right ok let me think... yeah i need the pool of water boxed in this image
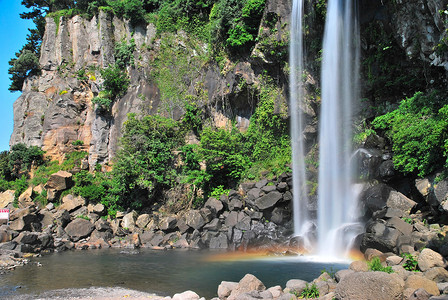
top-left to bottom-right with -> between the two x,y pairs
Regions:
0,249 -> 349,299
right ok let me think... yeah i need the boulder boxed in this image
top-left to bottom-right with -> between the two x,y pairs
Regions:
416,178 -> 431,198
225,211 -> 240,227
408,288 -> 432,300
335,271 -> 404,300
185,210 -> 206,230
87,203 -> 106,215
386,255 -> 404,266
218,281 -> 238,299
423,267 -> 448,283
39,210 -> 55,229
122,211 -> 137,231
254,191 -> 283,210
261,185 -> 276,193
204,197 -> 224,214
349,260 -> 369,272
17,186 -> 33,208
255,179 -> 268,189
209,233 -> 228,249
136,214 -> 151,229
228,274 -> 266,300
203,218 -> 222,231
285,279 -> 308,294
59,194 -> 86,212
64,218 -> 95,242
172,290 -> 200,300
0,190 -> 15,208
54,209 -> 71,227
335,269 -> 354,282
418,249 -> 446,272
95,218 -> 111,232
387,217 -> 413,236
276,182 -> 288,193
229,199 -> 243,211
405,274 -> 440,296
360,221 -> 401,253
159,216 -> 177,231
45,170 -> 73,191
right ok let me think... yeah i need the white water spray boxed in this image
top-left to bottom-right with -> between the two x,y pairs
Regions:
317,0 -> 361,257
290,0 -> 309,239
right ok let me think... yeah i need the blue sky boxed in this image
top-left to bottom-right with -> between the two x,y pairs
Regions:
0,1 -> 33,151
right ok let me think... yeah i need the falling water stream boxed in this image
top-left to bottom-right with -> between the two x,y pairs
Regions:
317,0 -> 362,257
290,0 -> 309,241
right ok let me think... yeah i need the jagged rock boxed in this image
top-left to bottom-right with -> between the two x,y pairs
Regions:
218,281 -> 238,299
418,249 -> 446,272
235,214 -> 251,231
54,209 -> 71,227
228,274 -> 266,300
255,179 -> 268,189
14,231 -> 39,245
122,211 -> 137,231
416,179 -> 432,198
246,188 -> 262,201
185,210 -> 206,230
90,229 -> 113,242
204,197 -> 224,215
254,191 -> 282,210
159,216 -> 177,231
38,210 -> 55,229
229,199 -> 243,211
270,207 -> 286,224
360,220 -> 401,253
209,233 -> 228,249
200,208 -> 214,223
405,274 -> 440,296
261,185 -> 276,193
387,217 -> 413,236
17,186 -> 33,208
335,272 -> 404,300
379,160 -> 395,181
59,194 -> 86,213
0,190 -> 14,208
136,214 -> 151,229
9,208 -> 38,232
177,215 -> 189,234
225,211 -> 240,227
386,255 -> 404,266
45,171 -> 73,191
87,203 -> 106,215
276,182 -> 288,193
95,218 -> 111,232
64,218 -> 95,242
203,218 -> 221,231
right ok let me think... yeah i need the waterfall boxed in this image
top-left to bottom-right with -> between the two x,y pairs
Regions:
317,0 -> 361,257
289,0 -> 309,240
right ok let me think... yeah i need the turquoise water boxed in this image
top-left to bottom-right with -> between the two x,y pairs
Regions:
0,249 -> 348,299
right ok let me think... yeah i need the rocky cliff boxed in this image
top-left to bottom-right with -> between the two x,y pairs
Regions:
9,0 -> 448,168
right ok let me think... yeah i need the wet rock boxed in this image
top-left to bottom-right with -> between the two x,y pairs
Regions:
65,218 -> 95,242
209,233 -> 228,249
335,272 -> 404,300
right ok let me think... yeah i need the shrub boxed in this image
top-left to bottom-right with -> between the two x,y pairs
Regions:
8,143 -> 45,179
101,64 -> 130,99
114,38 -> 136,69
300,283 -> 319,299
401,253 -> 419,272
372,91 -> 448,177
72,140 -> 84,146
368,257 -> 394,273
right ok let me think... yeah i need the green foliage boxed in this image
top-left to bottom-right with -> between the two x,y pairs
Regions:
114,38 -> 136,69
181,102 -> 202,134
92,96 -> 113,110
368,257 -> 394,273
200,126 -> 249,189
71,170 -> 106,203
8,49 -> 40,91
210,185 -> 229,198
72,140 -> 84,146
109,113 -> 182,209
100,64 -> 130,100
13,175 -> 30,206
9,143 -> 45,179
300,283 -> 320,299
401,253 -> 419,272
372,91 -> 448,177
107,0 -> 146,26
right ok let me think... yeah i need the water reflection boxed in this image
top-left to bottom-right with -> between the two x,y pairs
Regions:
1,249 -> 348,299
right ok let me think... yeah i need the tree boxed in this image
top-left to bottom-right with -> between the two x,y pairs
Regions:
8,143 -> 45,179
8,49 -> 40,91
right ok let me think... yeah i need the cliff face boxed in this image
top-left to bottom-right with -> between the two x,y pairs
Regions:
9,0 -> 448,167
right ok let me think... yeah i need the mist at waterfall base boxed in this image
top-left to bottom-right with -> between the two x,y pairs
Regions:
0,249 -> 349,299
290,0 -> 363,259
